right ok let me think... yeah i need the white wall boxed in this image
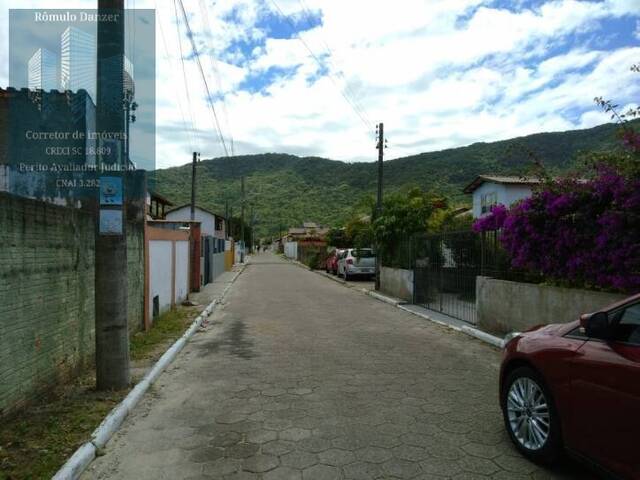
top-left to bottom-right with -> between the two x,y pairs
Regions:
166,206 -> 216,237
149,240 -> 173,318
472,182 -> 533,218
284,241 -> 298,260
503,184 -> 534,208
175,240 -> 190,304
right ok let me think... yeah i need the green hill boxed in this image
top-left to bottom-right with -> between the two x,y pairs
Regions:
154,120 -> 636,237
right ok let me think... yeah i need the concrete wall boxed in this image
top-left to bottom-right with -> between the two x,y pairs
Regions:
380,267 -> 414,302
284,241 -> 298,260
0,193 -> 145,416
477,276 -> 627,334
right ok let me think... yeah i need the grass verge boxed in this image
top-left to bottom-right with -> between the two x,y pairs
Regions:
0,306 -> 200,480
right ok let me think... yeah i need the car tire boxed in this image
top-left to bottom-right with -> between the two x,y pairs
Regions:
501,366 -> 563,465
344,271 -> 350,281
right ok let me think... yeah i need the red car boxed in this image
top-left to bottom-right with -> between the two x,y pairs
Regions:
500,293 -> 640,479
325,249 -> 344,275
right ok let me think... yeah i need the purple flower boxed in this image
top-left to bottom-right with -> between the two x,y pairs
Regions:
489,167 -> 640,293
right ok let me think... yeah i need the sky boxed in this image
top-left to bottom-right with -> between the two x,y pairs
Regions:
0,0 -> 639,169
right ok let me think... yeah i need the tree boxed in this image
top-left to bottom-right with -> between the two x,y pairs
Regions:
326,227 -> 349,248
373,187 -> 446,249
345,215 -> 373,249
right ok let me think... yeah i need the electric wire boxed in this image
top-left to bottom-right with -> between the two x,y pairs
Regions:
198,0 -> 235,156
172,0 -> 201,152
269,0 -> 374,132
156,0 -> 196,152
296,0 -> 373,130
177,0 -> 231,157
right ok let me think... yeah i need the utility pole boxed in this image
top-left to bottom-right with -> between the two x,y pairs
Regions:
249,204 -> 255,254
224,199 -> 229,239
240,176 -> 245,263
375,122 -> 385,291
190,151 -> 199,221
95,0 -> 129,390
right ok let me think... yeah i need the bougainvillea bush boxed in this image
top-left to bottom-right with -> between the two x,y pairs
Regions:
474,168 -> 640,293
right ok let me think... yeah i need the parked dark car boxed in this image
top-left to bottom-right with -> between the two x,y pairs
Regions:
325,249 -> 344,275
499,293 -> 640,479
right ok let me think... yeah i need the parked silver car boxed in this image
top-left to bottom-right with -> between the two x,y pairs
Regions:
337,248 -> 376,280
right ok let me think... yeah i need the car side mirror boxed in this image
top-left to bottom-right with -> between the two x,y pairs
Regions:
580,311 -> 611,340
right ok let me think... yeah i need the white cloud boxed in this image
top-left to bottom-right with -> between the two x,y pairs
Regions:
0,0 -> 638,168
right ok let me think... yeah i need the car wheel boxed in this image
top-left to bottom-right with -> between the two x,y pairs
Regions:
344,271 -> 350,281
501,366 -> 563,465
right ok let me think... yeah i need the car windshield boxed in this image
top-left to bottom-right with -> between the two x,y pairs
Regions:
352,249 -> 374,258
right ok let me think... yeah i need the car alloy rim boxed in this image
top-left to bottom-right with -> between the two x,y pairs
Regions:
507,377 -> 550,451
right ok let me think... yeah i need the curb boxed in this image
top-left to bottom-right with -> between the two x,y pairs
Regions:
397,304 -> 464,332
285,256 -> 506,349
461,325 -> 504,348
397,304 -> 504,348
52,266 -> 245,480
367,290 -> 401,306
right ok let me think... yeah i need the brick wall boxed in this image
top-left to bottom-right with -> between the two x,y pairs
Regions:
0,193 -> 145,417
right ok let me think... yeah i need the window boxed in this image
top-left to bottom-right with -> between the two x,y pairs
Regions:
481,191 -> 497,214
613,303 -> 640,345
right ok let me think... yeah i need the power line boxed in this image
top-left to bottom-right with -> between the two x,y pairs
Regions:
296,0 -> 373,130
156,0 -> 196,152
269,0 -> 375,131
171,0 -> 201,152
198,0 -> 235,156
177,0 -> 230,157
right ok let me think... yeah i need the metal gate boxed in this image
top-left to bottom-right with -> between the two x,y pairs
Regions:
413,231 -> 482,324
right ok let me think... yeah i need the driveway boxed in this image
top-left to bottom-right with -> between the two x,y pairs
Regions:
84,253 -> 595,480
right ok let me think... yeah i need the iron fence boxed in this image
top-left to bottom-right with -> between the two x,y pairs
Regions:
380,230 -> 539,324
412,231 -> 482,324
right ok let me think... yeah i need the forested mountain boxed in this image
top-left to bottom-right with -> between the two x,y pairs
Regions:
154,120 -> 637,237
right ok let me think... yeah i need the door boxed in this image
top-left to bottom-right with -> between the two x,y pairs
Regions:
569,302 -> 640,478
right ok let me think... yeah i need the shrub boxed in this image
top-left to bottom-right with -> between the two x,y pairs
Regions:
474,169 -> 640,292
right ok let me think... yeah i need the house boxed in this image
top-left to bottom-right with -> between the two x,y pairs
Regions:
286,222 -> 330,242
283,222 -> 329,260
165,205 -> 229,285
165,204 -> 226,239
146,191 -> 174,220
463,175 -> 541,218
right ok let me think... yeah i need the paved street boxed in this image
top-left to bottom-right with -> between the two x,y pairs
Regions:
84,253 -> 594,480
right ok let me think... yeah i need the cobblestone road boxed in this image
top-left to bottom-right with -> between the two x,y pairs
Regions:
84,253 -> 595,480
